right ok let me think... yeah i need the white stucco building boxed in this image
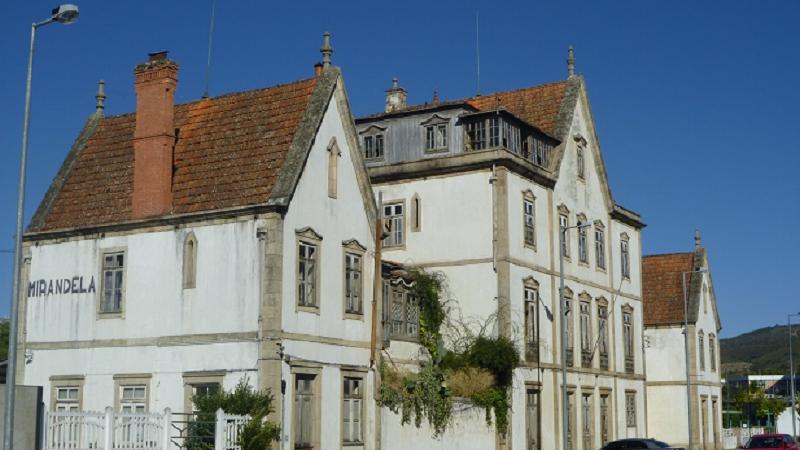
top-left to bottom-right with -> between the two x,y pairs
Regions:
642,233 -> 723,450
15,36 -> 722,450
356,51 -> 647,450
19,39 -> 385,450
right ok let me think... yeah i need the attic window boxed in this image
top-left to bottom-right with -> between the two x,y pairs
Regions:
360,126 -> 386,160
421,115 -> 448,152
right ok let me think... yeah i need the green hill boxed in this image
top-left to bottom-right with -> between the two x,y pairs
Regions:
721,324 -> 800,376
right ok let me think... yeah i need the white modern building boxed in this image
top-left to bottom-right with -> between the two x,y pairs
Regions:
357,50 -> 647,450
642,233 -> 723,450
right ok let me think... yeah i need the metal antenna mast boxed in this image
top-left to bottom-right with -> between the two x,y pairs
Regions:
203,0 -> 217,98
475,11 -> 481,96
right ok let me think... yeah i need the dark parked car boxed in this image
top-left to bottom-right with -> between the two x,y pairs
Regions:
741,434 -> 798,450
601,438 -> 685,450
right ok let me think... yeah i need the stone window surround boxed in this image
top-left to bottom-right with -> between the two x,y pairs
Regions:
578,291 -> 593,368
596,296 -> 611,371
577,213 -> 589,266
342,239 -> 367,320
182,371 -> 224,414
621,304 -> 634,373
420,114 -> 450,153
291,364 -> 322,450
558,204 -> 571,260
382,199 -> 406,250
594,220 -> 607,272
525,383 -> 541,450
620,232 -> 631,280
296,227 -> 323,314
182,232 -> 198,290
709,333 -> 717,372
599,388 -> 614,446
698,329 -> 706,371
113,373 -> 152,413
574,133 -> 588,181
523,276 -> 540,362
359,125 -> 386,161
50,375 -> 85,412
523,190 -> 536,251
97,246 -> 127,320
624,390 -> 637,428
410,193 -> 422,233
327,137 -> 341,199
341,369 -> 367,446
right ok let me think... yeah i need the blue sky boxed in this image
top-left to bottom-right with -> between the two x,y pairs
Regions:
0,1 -> 797,338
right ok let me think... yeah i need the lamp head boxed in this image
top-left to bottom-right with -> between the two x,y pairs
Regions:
51,4 -> 79,24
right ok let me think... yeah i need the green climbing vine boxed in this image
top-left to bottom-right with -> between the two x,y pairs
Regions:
377,268 -> 520,437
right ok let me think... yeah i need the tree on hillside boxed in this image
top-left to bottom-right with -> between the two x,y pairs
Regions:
0,320 -> 8,361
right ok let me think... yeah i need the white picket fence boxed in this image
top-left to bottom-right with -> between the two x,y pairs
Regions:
45,408 -> 249,450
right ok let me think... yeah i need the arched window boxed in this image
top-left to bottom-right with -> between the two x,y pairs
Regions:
327,138 -> 341,199
523,277 -> 540,362
620,233 -> 630,279
563,287 -> 575,367
183,232 -> 198,289
577,213 -> 588,264
410,194 -> 422,232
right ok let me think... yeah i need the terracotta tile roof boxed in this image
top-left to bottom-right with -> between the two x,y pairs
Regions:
642,252 -> 696,325
465,81 -> 569,136
358,80 -> 570,137
31,77 -> 317,232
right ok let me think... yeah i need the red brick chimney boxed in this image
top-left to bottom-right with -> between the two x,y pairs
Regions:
132,51 -> 178,218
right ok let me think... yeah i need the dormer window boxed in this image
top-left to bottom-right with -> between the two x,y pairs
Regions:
461,110 -> 556,167
360,125 -> 386,160
421,115 -> 449,152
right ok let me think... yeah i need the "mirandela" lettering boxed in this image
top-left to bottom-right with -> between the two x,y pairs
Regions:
28,276 -> 96,298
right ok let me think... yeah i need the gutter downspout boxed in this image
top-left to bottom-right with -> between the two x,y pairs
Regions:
490,164 -> 497,273
371,192 -> 384,450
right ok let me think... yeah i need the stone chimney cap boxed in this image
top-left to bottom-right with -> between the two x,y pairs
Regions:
694,229 -> 702,249
149,51 -> 169,61
135,51 -> 179,74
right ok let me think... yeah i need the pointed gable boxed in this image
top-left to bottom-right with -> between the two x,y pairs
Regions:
642,252 -> 696,326
28,77 -> 319,233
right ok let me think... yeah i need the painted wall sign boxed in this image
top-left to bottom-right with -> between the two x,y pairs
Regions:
28,276 -> 96,298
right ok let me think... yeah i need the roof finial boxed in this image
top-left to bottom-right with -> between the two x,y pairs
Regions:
95,80 -> 106,112
321,32 -> 333,68
433,89 -> 439,106
694,228 -> 702,249
567,45 -> 575,79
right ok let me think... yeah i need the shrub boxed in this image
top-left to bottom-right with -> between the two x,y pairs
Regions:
466,336 -> 519,389
187,377 -> 279,450
447,367 -> 495,398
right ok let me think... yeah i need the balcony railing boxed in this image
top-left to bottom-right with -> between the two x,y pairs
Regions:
581,350 -> 593,368
625,356 -> 634,373
526,342 -> 539,363
599,353 -> 609,370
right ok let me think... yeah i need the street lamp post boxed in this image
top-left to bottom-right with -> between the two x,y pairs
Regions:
789,313 -> 800,439
4,6 -> 79,450
682,268 -> 706,450
560,220 -> 591,450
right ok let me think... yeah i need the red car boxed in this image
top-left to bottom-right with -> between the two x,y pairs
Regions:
742,434 -> 798,450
